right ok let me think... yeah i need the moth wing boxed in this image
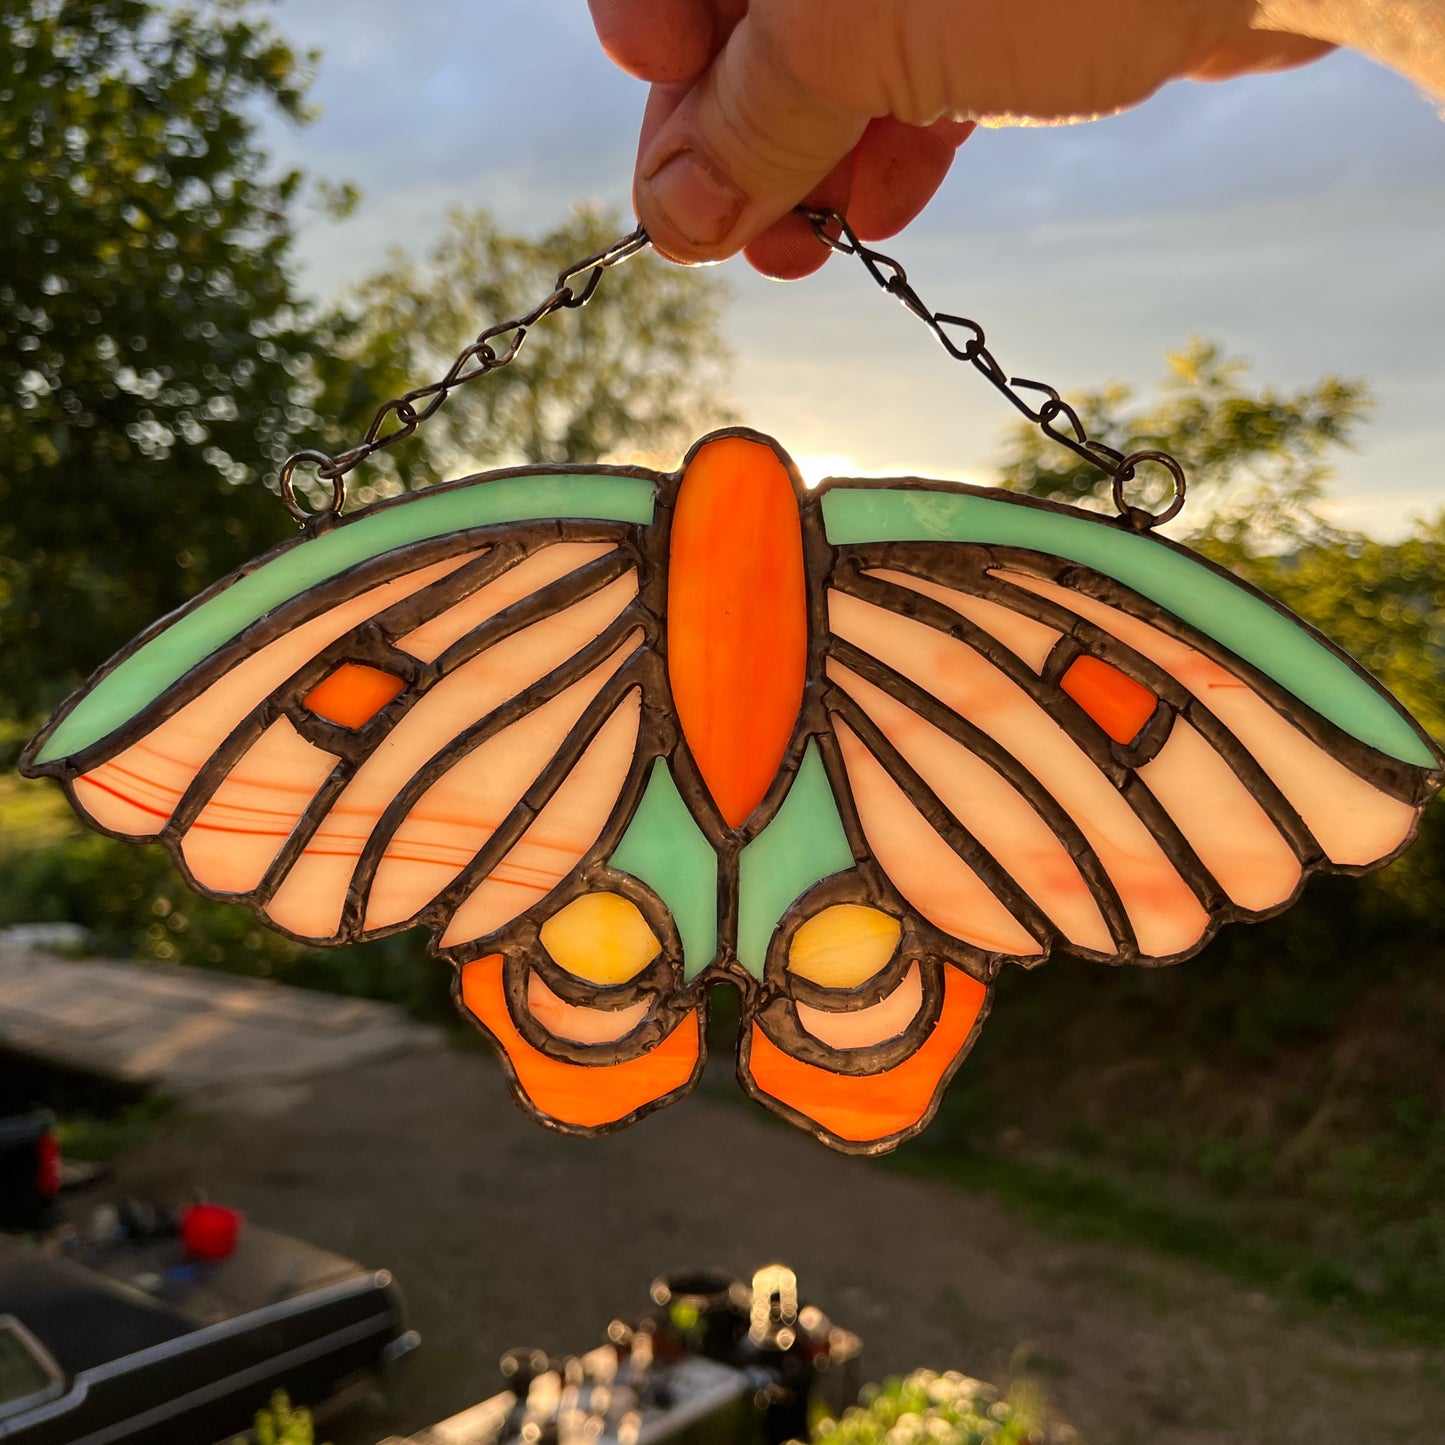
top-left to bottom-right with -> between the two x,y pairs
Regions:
736,478 -> 1444,1154
818,480 -> 1444,967
24,467 -> 667,940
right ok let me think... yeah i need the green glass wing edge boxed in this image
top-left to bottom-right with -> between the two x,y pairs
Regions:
608,760 -> 718,981
736,745 -> 855,978
36,471 -> 657,765
821,485 -> 1438,770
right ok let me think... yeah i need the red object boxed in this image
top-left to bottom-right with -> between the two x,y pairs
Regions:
180,1202 -> 243,1259
34,1131 -> 61,1198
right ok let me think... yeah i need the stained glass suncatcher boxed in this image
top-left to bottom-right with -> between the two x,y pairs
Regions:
22,429 -> 1443,1153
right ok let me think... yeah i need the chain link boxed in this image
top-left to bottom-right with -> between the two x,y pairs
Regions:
279,208 -> 1185,529
278,225 -> 651,523
799,207 -> 1187,528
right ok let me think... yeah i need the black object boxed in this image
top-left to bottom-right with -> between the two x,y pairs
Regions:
386,1265 -> 861,1445
0,1225 -> 419,1444
0,1116 -> 59,1234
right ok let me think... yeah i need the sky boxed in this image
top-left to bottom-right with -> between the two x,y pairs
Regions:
260,0 -> 1445,538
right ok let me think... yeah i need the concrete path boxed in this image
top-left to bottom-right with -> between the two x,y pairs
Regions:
102,1044 -> 1444,1445
0,943 -> 440,1094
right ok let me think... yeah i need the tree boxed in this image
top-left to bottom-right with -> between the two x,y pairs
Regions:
997,338 -> 1373,558
315,206 -> 733,506
0,0 -> 329,719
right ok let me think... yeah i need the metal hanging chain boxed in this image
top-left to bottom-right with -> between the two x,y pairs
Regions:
279,225 -> 651,523
280,207 -> 1185,529
799,206 -> 1186,529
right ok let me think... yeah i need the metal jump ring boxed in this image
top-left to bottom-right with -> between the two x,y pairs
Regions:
1112,450 -> 1187,529
279,449 -> 346,526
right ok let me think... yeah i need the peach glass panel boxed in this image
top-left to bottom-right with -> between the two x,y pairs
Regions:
360,641 -> 638,931
831,591 -> 1208,958
788,904 -> 901,989
180,720 -> 336,893
70,553 -> 479,838
997,571 -> 1416,867
1139,721 -> 1302,911
395,543 -> 616,663
795,961 -> 924,1049
525,970 -> 652,1044
441,694 -> 642,947
264,576 -> 637,940
866,568 -> 1060,672
834,721 -> 1040,956
830,660 -> 1113,954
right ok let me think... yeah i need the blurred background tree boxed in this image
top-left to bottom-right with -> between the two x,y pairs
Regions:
312,205 -> 731,506
999,338 -> 1371,556
0,3 -> 730,721
0,0 -> 325,719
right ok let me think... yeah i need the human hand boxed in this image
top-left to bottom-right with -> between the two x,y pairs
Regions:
586,0 -> 1334,279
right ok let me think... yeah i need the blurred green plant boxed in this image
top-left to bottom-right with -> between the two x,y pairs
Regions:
231,1390 -> 327,1445
0,806 -> 454,1020
999,337 -> 1371,553
56,1096 -> 171,1162
813,1371 -> 1067,1445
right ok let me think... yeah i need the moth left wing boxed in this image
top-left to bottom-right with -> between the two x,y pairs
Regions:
22,467 -> 660,954
23,464 -> 719,1135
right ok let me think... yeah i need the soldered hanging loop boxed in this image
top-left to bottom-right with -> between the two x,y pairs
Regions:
278,449 -> 347,526
1112,450 -> 1188,530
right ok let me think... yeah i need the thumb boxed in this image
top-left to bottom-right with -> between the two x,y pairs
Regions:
633,11 -> 870,263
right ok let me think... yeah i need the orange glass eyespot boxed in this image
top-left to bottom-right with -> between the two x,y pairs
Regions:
1060,655 -> 1156,745
303,662 -> 405,729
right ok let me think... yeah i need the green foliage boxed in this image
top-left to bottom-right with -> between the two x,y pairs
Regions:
239,1390 -> 326,1445
999,338 -> 1371,556
56,1096 -> 171,1162
0,0 -> 327,720
1222,516 -> 1445,739
814,1371 -> 1062,1445
0,826 -> 455,1020
314,205 -> 733,505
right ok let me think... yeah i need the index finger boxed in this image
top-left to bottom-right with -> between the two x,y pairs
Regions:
586,0 -> 725,85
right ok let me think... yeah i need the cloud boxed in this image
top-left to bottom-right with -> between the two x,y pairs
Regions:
264,2 -> 1445,535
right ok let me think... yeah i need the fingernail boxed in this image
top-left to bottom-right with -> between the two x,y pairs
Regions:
642,149 -> 745,248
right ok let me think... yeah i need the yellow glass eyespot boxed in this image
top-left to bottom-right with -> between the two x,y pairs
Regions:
540,891 -> 662,985
787,903 -> 902,989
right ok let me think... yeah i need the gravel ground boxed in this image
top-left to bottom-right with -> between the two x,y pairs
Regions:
105,1042 -> 1444,1445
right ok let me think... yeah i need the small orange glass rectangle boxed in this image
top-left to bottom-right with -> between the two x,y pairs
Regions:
303,663 -> 405,729
1060,655 -> 1156,744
